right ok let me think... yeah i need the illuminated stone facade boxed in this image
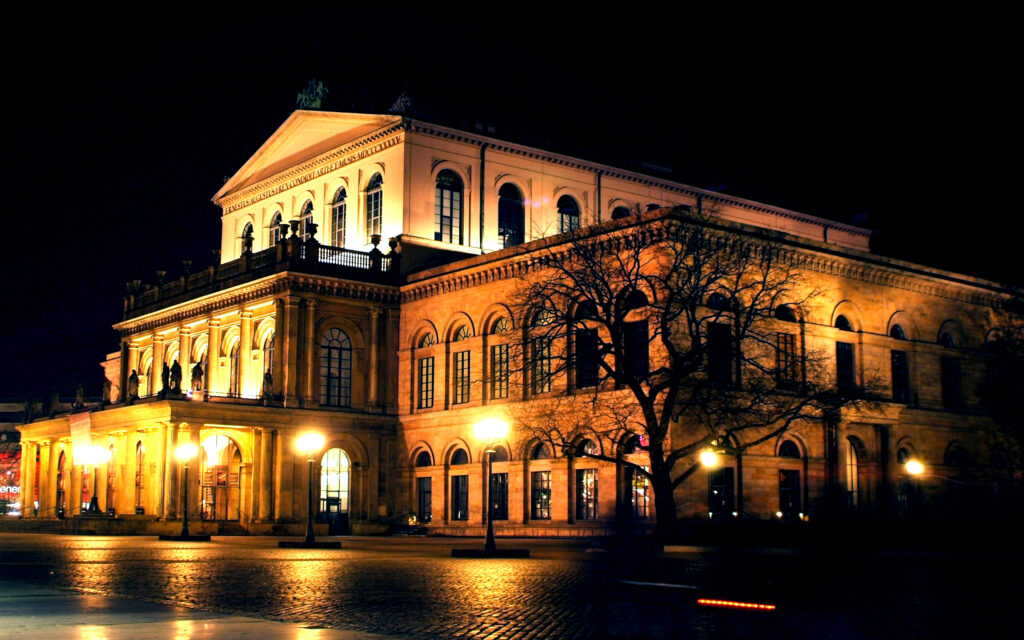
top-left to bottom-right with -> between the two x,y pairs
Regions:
15,111 -> 1020,535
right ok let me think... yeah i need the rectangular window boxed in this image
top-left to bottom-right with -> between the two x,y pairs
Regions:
627,466 -> 649,519
453,351 -> 470,404
708,322 -> 733,384
531,470 -> 551,520
623,320 -> 649,379
709,467 -> 735,520
776,332 -> 799,389
941,356 -> 962,409
418,357 -> 434,409
451,475 -> 468,521
575,328 -> 599,388
779,470 -> 801,520
575,468 -> 598,520
836,342 -> 856,392
490,472 -> 508,521
434,185 -> 462,243
490,344 -> 509,400
417,477 -> 432,523
531,336 -> 552,395
891,350 -> 910,403
332,202 -> 346,247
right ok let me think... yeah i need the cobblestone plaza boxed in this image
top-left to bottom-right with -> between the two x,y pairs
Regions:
0,533 -> 1018,638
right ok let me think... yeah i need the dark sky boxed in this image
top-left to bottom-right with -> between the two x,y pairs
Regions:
0,7 -> 1016,399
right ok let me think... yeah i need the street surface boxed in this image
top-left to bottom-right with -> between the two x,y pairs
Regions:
0,533 -> 1017,638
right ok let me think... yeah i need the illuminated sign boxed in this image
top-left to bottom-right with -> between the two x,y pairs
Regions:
0,485 -> 19,494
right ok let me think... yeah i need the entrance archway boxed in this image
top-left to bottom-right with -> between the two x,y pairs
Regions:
200,434 -> 242,521
318,447 -> 350,534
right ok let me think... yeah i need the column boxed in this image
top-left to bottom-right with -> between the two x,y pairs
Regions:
115,433 -> 129,515
304,299 -> 318,405
163,423 -> 179,519
282,296 -> 301,406
259,428 -> 273,520
208,318 -> 222,393
71,463 -> 82,517
154,425 -> 167,517
273,299 -> 285,398
21,442 -> 35,517
188,426 -> 201,518
37,442 -> 50,516
274,430 -> 291,520
127,341 -> 140,389
178,327 -> 192,372
153,334 -> 166,393
240,311 -> 253,397
96,463 -> 108,513
368,306 -> 380,408
49,441 -> 61,516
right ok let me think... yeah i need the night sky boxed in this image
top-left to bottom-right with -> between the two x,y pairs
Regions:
0,7 -> 1015,400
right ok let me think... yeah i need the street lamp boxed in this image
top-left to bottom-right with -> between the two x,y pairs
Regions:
86,445 -> 111,514
905,459 -> 924,476
297,432 -> 325,544
700,449 -> 720,468
279,432 -> 339,548
176,443 -> 198,537
474,417 -> 508,553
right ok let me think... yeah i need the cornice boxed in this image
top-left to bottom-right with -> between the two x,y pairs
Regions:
219,123 -> 406,214
400,217 -> 1015,310
116,273 -> 400,337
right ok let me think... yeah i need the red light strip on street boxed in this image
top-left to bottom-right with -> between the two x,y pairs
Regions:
697,598 -> 776,611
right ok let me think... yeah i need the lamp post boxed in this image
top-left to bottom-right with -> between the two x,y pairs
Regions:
451,418 -> 528,557
87,445 -> 111,514
177,443 -> 198,537
701,448 -> 720,521
279,432 -> 339,548
474,417 -> 508,552
905,459 -> 924,520
159,442 -> 210,540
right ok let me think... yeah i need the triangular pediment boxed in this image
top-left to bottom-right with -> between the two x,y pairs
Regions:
213,110 -> 403,203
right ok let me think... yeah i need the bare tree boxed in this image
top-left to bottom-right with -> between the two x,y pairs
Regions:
507,206 -> 866,539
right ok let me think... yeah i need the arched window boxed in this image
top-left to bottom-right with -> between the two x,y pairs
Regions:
319,448 -> 350,527
498,183 -> 525,248
611,205 -> 632,220
228,339 -> 240,397
778,440 -> 801,458
836,316 -> 856,392
835,315 -> 854,332
331,188 -> 347,247
450,448 -> 469,466
140,356 -> 153,398
365,173 -> 383,242
450,448 -> 469,521
200,435 -> 241,521
419,333 -> 436,347
707,292 -> 729,311
262,332 -> 275,375
299,200 -> 314,240
135,441 -> 145,513
320,328 -> 352,407
532,442 -> 552,460
452,325 -> 472,342
269,212 -> 283,247
775,305 -> 798,323
890,324 -> 906,340
491,316 -> 511,334
434,170 -> 463,244
623,434 -> 646,455
557,195 -> 580,233
577,439 -> 599,456
452,325 -> 471,405
619,289 -> 649,315
939,332 -> 955,348
415,450 -> 432,467
241,223 -> 254,254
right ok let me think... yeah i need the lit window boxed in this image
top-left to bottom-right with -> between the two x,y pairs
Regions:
269,212 -> 283,247
557,195 -> 580,232
435,170 -> 464,244
365,173 -> 383,242
576,468 -> 598,520
531,470 -> 551,520
418,357 -> 434,409
299,200 -> 314,240
332,188 -> 347,248
320,328 -> 352,407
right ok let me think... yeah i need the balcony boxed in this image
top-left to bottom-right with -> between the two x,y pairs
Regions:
123,237 -> 397,319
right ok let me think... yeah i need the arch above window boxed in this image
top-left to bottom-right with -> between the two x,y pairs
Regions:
414,450 -> 432,467
896,447 -> 912,465
623,434 -> 646,455
611,205 -> 632,220
576,438 -> 598,456
835,315 -> 854,332
775,305 -> 798,323
619,289 -> 649,314
778,440 -> 801,459
490,316 -> 512,334
890,324 -> 907,340
708,292 -> 729,311
531,309 -> 555,327
491,446 -> 509,462
450,448 -> 469,466
452,326 -> 471,342
531,442 -> 552,460
939,332 -> 955,348
419,333 -> 436,348
557,195 -> 580,233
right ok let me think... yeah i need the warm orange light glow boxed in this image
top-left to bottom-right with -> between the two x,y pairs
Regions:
905,460 -> 924,476
175,443 -> 199,462
700,450 -> 719,467
473,417 -> 509,445
698,598 -> 776,610
296,432 -> 326,456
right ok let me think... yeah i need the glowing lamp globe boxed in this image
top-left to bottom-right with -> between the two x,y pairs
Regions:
90,445 -> 112,466
296,432 -> 326,456
700,450 -> 719,468
473,418 -> 509,445
905,459 -> 924,476
175,443 -> 199,462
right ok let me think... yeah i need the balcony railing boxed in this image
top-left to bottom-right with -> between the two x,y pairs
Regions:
124,237 -> 397,318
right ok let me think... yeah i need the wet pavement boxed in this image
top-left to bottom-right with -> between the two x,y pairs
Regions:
0,533 -> 1018,638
